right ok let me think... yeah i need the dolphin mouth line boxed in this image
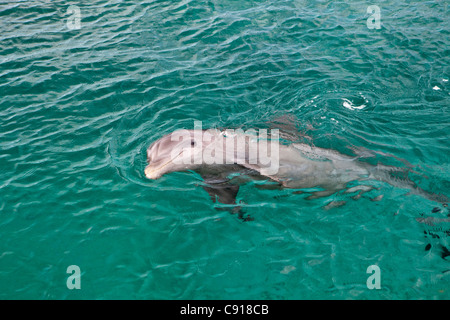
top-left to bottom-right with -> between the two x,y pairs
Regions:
145,149 -> 184,179
145,159 -> 172,179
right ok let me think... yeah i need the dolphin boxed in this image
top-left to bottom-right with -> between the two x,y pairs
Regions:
144,128 -> 448,218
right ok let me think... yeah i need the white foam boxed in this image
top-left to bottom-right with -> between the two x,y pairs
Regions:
342,98 -> 366,110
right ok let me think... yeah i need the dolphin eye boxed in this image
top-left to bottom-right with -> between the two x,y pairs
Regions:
191,140 -> 196,147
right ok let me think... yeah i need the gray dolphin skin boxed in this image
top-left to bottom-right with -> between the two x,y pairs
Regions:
144,128 -> 447,217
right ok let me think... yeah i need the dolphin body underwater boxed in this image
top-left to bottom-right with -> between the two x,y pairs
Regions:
144,127 -> 448,220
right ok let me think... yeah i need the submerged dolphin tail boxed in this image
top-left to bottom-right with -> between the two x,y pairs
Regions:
369,164 -> 449,204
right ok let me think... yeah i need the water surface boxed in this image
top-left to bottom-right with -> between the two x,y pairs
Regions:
0,0 -> 449,299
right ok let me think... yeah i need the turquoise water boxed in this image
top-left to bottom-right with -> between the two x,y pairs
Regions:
1,0 -> 449,299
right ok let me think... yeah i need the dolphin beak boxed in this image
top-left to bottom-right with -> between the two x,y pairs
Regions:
145,157 -> 176,179
144,165 -> 160,179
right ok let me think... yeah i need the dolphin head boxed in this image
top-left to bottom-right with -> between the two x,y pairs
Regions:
144,129 -> 209,179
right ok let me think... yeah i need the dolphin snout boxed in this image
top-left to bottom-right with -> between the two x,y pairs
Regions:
144,165 -> 160,179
